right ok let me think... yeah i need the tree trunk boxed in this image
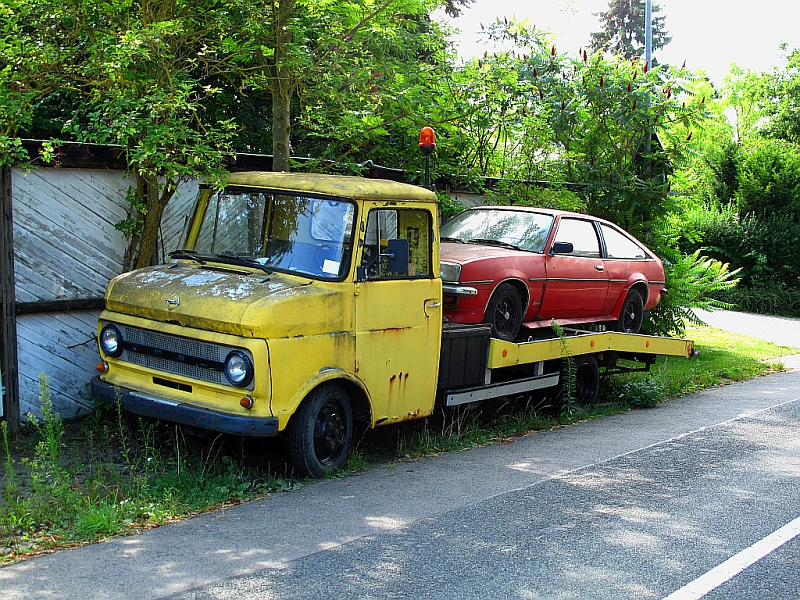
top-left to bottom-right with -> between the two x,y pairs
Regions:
271,0 -> 295,173
272,88 -> 292,172
133,175 -> 174,270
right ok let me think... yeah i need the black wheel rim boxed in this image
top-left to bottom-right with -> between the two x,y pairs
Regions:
622,299 -> 637,332
313,400 -> 347,466
494,297 -> 516,336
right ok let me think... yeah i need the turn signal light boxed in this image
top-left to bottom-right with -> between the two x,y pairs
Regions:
240,396 -> 254,409
96,362 -> 108,373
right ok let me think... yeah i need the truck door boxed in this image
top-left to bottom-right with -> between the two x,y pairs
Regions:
355,205 -> 442,424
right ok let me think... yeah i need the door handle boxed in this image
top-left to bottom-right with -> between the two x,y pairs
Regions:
424,300 -> 441,318
594,265 -> 605,271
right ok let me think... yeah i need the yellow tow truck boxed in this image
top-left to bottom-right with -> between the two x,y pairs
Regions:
91,171 -> 693,477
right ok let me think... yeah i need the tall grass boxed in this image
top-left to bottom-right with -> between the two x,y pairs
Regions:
1,375 -> 292,562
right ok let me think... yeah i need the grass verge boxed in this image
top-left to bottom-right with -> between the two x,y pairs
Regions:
1,325 -> 796,564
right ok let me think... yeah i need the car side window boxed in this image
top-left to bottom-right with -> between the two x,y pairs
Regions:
554,218 -> 601,258
600,224 -> 647,259
361,208 -> 432,279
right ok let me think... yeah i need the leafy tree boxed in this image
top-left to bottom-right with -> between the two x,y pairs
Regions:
462,19 -> 706,239
8,0 -> 472,268
65,1 -> 240,269
734,139 -> 800,218
589,0 -> 671,61
0,0 -> 83,166
228,0 -> 471,173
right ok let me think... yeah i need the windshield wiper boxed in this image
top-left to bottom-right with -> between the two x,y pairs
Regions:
441,236 -> 467,243
467,238 -> 521,251
169,250 -> 206,265
214,253 -> 273,274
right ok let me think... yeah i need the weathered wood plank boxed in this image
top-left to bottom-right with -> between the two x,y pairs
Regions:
12,168 -> 130,302
161,179 -> 199,253
16,311 -> 100,419
16,298 -> 105,315
1,165 -> 20,431
16,168 -> 131,230
17,320 -> 93,379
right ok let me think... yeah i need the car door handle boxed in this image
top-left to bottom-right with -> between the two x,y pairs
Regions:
594,265 -> 605,271
424,300 -> 441,318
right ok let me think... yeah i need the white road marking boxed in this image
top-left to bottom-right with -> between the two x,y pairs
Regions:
663,516 -> 800,600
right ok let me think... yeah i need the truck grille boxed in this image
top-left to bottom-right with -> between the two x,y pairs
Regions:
115,324 -> 255,390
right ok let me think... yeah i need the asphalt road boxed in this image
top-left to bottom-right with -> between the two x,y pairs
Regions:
1,368 -> 798,600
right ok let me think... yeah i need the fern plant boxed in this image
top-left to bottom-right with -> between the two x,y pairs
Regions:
646,249 -> 741,337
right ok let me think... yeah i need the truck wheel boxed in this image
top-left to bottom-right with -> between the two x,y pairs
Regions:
614,289 -> 644,334
484,283 -> 523,341
574,354 -> 600,408
288,383 -> 353,478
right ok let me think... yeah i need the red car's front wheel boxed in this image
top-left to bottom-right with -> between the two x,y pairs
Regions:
484,283 -> 524,341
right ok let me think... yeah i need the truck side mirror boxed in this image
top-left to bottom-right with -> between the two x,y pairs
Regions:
386,238 -> 409,273
549,241 -> 574,255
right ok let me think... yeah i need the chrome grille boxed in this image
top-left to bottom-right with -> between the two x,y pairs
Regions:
113,324 -> 254,389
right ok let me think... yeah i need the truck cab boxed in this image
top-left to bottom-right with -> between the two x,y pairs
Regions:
92,172 -> 442,477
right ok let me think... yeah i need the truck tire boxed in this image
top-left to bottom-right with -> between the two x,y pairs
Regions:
288,383 -> 353,478
574,354 -> 600,408
483,282 -> 523,341
614,289 -> 644,334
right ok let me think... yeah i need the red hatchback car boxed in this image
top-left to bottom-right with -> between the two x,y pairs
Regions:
439,206 -> 667,341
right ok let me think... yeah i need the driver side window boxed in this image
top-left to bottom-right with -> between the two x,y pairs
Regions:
554,218 -> 601,258
361,208 -> 431,279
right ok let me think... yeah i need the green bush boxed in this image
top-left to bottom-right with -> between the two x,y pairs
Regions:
618,378 -> 665,409
736,139 -> 800,218
681,204 -> 800,288
487,180 -> 586,213
712,282 -> 800,318
644,249 -> 740,337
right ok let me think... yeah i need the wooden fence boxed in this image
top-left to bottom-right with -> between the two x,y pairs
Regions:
1,164 -> 196,424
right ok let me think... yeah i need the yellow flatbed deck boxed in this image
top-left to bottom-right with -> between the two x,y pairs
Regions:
488,331 -> 694,369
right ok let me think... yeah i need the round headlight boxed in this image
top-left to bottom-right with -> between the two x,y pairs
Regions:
224,351 -> 253,387
99,324 -> 123,357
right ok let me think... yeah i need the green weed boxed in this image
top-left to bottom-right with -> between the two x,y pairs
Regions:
0,376 -> 291,563
552,321 -> 577,416
1,325 -> 794,563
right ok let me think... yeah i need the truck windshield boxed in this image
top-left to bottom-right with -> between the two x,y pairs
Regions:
190,188 -> 356,279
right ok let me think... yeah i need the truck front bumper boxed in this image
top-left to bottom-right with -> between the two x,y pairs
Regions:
90,376 -> 279,437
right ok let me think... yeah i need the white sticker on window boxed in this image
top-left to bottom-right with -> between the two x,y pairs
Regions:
322,259 -> 340,275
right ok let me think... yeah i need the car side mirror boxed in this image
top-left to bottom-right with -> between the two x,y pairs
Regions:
386,238 -> 409,273
550,241 -> 574,255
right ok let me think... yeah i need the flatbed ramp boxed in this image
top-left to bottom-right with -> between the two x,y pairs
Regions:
444,330 -> 694,407
488,331 -> 695,368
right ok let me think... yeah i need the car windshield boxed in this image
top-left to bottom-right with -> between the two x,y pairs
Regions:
440,209 -> 554,253
188,188 -> 356,279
